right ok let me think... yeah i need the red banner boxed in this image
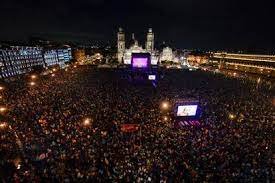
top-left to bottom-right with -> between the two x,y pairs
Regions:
121,124 -> 140,132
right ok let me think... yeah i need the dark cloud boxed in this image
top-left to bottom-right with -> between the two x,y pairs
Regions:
0,0 -> 274,51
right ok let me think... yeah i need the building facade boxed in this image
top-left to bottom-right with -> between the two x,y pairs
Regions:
43,49 -> 59,67
57,47 -> 72,68
187,52 -> 209,66
0,46 -> 72,79
0,46 -> 44,79
159,47 -> 180,64
160,47 -> 173,62
117,28 -> 125,63
117,28 -> 158,65
211,52 -> 275,77
146,28 -> 154,53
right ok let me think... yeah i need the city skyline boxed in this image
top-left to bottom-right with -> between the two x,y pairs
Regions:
0,0 -> 274,52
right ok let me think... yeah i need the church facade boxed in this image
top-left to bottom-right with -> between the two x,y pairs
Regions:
117,28 -> 158,65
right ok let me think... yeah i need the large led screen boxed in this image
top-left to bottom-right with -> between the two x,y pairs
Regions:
148,75 -> 156,80
176,105 -> 198,116
132,57 -> 148,68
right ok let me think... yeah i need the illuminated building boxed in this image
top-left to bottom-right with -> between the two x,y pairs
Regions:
117,28 -> 158,65
159,47 -> 180,64
73,49 -> 86,63
160,47 -> 173,62
146,28 -> 154,53
0,46 -> 72,78
211,53 -> 275,77
187,53 -> 209,66
117,28 -> 125,63
44,47 -> 72,69
123,40 -> 144,64
43,49 -> 59,67
57,47 -> 72,68
0,46 -> 44,78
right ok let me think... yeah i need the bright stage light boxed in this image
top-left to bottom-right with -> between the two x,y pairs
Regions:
51,74 -> 55,77
30,82 -> 36,86
163,116 -> 168,121
0,86 -> 4,90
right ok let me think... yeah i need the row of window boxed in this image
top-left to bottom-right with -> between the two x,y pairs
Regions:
214,54 -> 275,62
0,53 -> 71,79
0,51 -> 43,56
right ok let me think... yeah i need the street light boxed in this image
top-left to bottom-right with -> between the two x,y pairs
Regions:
83,118 -> 91,126
31,75 -> 37,79
0,122 -> 7,129
0,107 -> 7,113
161,101 -> 169,110
29,82 -> 36,86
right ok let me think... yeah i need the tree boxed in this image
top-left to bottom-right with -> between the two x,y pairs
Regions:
109,59 -> 119,65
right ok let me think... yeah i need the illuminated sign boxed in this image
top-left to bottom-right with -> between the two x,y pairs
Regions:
148,75 -> 156,80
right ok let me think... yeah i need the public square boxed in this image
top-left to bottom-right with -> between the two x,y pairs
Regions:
0,66 -> 273,182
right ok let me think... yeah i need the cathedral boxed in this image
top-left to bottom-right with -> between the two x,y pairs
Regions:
117,28 -> 158,65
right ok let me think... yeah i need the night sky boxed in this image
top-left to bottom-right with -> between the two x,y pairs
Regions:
0,0 -> 274,51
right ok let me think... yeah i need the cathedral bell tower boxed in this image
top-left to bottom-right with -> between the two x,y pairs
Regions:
146,28 -> 154,53
117,27 -> 125,63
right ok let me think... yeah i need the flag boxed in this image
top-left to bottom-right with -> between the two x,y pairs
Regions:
121,124 -> 139,132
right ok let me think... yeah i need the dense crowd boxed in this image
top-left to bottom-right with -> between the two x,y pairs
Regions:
0,66 -> 274,182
